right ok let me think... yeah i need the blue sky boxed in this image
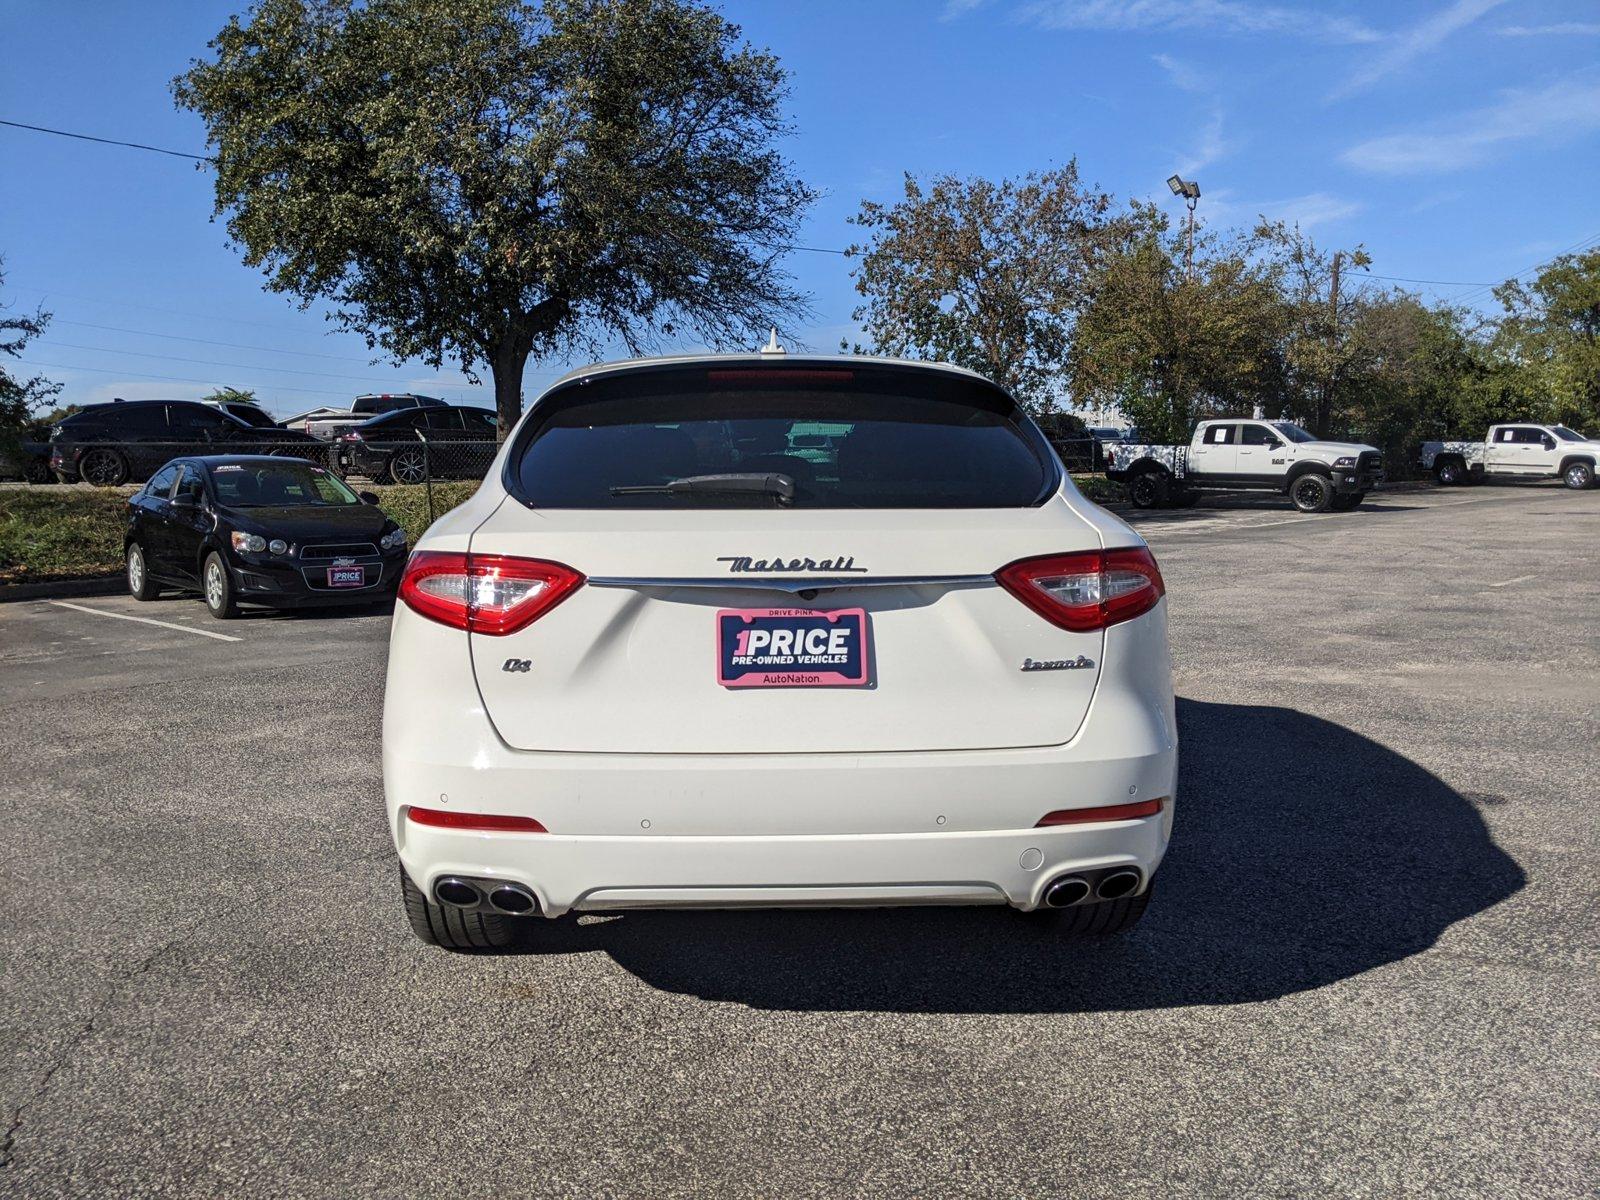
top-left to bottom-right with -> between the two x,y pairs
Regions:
2,0 -> 1598,417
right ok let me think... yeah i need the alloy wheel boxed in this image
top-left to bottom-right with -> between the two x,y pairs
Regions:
81,449 -> 126,487
392,451 -> 427,484
206,561 -> 225,610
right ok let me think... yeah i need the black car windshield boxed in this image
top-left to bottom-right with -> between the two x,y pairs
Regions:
211,462 -> 361,507
1271,422 -> 1316,443
1551,426 -> 1586,441
507,364 -> 1056,509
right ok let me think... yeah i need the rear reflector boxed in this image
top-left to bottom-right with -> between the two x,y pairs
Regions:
399,551 -> 584,635
1035,798 -> 1164,827
406,807 -> 549,833
996,547 -> 1165,632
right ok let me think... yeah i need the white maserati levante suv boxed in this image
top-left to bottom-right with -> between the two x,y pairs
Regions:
384,353 -> 1177,948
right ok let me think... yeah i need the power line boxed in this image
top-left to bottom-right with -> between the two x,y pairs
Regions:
0,118 -> 210,162
1362,272 -> 1494,287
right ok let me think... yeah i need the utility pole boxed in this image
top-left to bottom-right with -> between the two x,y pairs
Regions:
1322,250 -> 1342,439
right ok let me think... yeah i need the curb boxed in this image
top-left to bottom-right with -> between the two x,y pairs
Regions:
0,575 -> 125,604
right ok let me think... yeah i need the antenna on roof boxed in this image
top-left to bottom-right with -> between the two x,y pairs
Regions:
759,327 -> 786,356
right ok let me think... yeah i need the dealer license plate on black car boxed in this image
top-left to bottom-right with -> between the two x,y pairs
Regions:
327,566 -> 365,588
716,608 -> 869,688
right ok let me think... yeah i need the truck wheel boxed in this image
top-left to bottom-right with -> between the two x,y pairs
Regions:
1031,884 -> 1153,936
1126,471 -> 1169,509
1434,459 -> 1464,486
1289,472 -> 1334,513
400,865 -> 529,951
1563,461 -> 1595,490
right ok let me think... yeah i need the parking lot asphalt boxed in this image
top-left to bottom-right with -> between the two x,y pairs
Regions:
1,482 -> 1596,1198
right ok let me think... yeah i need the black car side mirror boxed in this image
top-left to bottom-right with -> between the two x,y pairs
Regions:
359,490 -> 380,505
170,493 -> 197,509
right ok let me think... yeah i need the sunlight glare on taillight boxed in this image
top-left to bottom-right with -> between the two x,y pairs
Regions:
398,551 -> 584,635
996,547 -> 1165,632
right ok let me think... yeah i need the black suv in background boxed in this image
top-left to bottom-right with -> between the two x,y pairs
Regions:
49,400 -> 318,486
333,405 -> 498,483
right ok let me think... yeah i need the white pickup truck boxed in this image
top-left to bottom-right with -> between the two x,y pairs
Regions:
1103,419 -> 1383,512
1419,424 -> 1598,490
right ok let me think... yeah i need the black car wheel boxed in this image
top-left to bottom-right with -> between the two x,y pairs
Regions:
202,552 -> 239,620
1290,473 -> 1334,513
126,542 -> 160,601
22,460 -> 53,485
1126,471 -> 1169,509
79,448 -> 129,487
388,448 -> 427,485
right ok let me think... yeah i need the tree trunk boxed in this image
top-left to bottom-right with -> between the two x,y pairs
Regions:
489,340 -> 531,442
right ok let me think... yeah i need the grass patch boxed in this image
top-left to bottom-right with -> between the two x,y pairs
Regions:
1070,473 -> 1124,504
0,481 -> 482,586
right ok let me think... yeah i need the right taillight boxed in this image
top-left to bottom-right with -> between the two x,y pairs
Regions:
399,551 -> 584,635
996,547 -> 1165,632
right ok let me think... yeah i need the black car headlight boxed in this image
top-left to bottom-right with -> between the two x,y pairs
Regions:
380,527 -> 407,551
231,532 -> 267,553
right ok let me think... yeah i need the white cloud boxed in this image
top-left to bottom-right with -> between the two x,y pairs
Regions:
1199,189 -> 1363,231
1016,0 -> 1379,43
1497,22 -> 1600,36
1152,52 -> 1209,92
940,0 -> 994,20
1174,107 -> 1234,176
1342,76 -> 1600,173
1328,0 -> 1507,99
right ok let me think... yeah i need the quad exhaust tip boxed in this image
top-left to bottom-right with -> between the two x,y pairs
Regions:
434,877 -> 481,909
1097,869 -> 1142,900
1043,876 -> 1092,908
488,884 -> 539,915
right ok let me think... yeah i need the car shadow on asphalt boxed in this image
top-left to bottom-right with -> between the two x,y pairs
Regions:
505,698 -> 1525,1013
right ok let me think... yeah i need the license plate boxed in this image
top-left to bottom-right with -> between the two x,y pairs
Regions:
716,607 -> 869,688
327,566 -> 365,588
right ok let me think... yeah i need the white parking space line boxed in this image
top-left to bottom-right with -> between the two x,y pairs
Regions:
1489,574 -> 1537,588
46,601 -> 243,642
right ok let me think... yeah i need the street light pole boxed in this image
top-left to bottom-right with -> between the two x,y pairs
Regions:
1166,174 -> 1201,281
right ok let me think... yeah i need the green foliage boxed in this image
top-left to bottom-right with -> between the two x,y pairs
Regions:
1,258 -> 63,447
1069,211 -> 1287,442
845,165 -> 1123,412
1492,249 -> 1600,431
174,0 -> 815,429
201,387 -> 259,406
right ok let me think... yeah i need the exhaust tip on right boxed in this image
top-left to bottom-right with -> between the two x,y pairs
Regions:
488,885 -> 538,915
1097,869 -> 1142,900
1043,876 -> 1092,908
434,878 -> 481,909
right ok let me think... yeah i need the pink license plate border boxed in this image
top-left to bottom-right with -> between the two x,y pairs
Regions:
715,606 -> 870,688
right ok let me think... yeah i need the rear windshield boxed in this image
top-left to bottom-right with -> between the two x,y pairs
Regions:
507,364 -> 1057,509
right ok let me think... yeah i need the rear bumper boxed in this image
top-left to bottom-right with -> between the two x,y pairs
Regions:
396,811 -> 1172,916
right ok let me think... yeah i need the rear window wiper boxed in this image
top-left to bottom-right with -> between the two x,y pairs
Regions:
610,472 -> 795,505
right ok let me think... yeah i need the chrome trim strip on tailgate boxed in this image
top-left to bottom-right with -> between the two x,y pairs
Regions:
587,574 -> 996,594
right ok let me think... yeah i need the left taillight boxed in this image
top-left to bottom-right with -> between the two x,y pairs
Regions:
996,547 -> 1165,632
398,551 -> 584,635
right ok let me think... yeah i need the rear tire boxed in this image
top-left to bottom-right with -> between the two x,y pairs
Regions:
1434,458 -> 1465,486
388,448 -> 427,485
1289,472 -> 1334,513
1564,461 -> 1595,490
1030,885 -> 1153,936
400,865 -> 529,951
126,542 -> 160,601
79,447 -> 128,487
1126,471 -> 1170,509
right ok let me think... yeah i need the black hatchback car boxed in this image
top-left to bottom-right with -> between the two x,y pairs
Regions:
51,400 -> 319,486
124,456 -> 409,618
333,405 -> 498,483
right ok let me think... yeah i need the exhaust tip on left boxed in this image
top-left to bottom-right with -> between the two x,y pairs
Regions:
434,877 -> 481,909
1043,876 -> 1092,908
